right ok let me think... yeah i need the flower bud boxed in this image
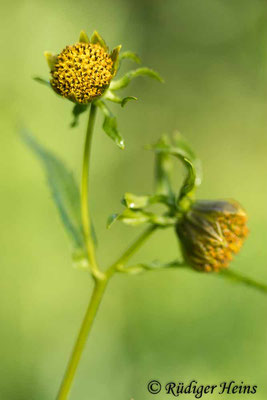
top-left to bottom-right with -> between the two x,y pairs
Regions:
50,42 -> 114,104
176,200 -> 248,272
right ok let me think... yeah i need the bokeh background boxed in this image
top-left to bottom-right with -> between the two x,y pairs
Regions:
1,0 -> 267,399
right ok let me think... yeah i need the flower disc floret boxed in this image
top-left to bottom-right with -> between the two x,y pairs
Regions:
51,42 -> 113,104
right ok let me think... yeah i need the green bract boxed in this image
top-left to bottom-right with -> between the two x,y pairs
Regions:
34,30 -> 163,149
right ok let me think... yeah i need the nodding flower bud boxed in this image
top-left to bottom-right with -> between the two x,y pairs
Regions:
176,200 -> 248,272
50,42 -> 114,104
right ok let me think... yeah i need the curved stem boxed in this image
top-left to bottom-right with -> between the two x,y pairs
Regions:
56,278 -> 108,400
81,103 -> 99,276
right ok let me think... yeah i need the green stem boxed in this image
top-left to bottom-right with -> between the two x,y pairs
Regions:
106,225 -> 157,277
56,278 -> 108,400
81,103 -> 99,277
56,226 -> 157,400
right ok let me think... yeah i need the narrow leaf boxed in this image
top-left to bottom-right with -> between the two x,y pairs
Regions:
91,31 -> 108,51
71,103 -> 88,128
110,67 -> 163,91
121,96 -> 137,107
104,91 -> 137,107
33,76 -> 51,88
154,135 -> 174,197
108,208 -> 176,228
120,51 -> 141,64
107,213 -> 119,229
110,45 -> 122,76
122,192 -> 172,209
21,131 -> 85,250
96,101 -> 125,149
44,51 -> 57,71
79,30 -> 89,43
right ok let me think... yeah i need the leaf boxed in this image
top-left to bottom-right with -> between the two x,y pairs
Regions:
104,90 -> 137,107
96,100 -> 125,149
110,45 -> 122,76
119,51 -> 141,64
21,131 -> 85,250
154,135 -> 174,197
150,134 -> 200,203
110,67 -> 164,91
79,30 -> 89,43
107,213 -> 119,229
33,76 -> 51,88
121,96 -> 137,107
91,31 -> 108,51
44,51 -> 57,71
122,192 -> 172,209
71,103 -> 88,128
107,208 -> 176,228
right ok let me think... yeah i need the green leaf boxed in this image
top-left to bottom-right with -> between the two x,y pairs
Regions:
33,76 -> 51,88
119,51 -> 141,64
107,213 -> 119,229
21,131 -> 85,250
103,90 -> 137,107
154,135 -> 174,197
122,192 -> 172,209
44,51 -> 57,71
91,31 -> 108,51
110,45 -> 122,76
150,134 -> 201,205
96,100 -> 125,149
79,30 -> 89,43
71,103 -> 88,128
121,96 -> 137,107
110,67 -> 164,91
108,208 -> 176,228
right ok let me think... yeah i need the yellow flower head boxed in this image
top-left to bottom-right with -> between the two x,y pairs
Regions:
176,200 -> 249,272
45,31 -> 121,104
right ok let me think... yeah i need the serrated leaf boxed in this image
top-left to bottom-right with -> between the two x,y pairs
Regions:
21,131 -> 85,250
79,30 -> 89,43
120,51 -> 141,64
33,76 -> 51,88
96,100 -> 125,149
71,103 -> 88,128
91,31 -> 108,51
110,67 -> 163,91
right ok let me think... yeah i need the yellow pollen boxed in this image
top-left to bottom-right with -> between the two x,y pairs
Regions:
50,42 -> 113,104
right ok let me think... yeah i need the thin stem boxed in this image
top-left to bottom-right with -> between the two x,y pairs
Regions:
218,269 -> 267,294
56,278 -> 108,400
81,103 -> 99,276
106,225 -> 157,277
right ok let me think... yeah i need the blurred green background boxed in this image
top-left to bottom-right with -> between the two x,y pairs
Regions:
1,0 -> 267,399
